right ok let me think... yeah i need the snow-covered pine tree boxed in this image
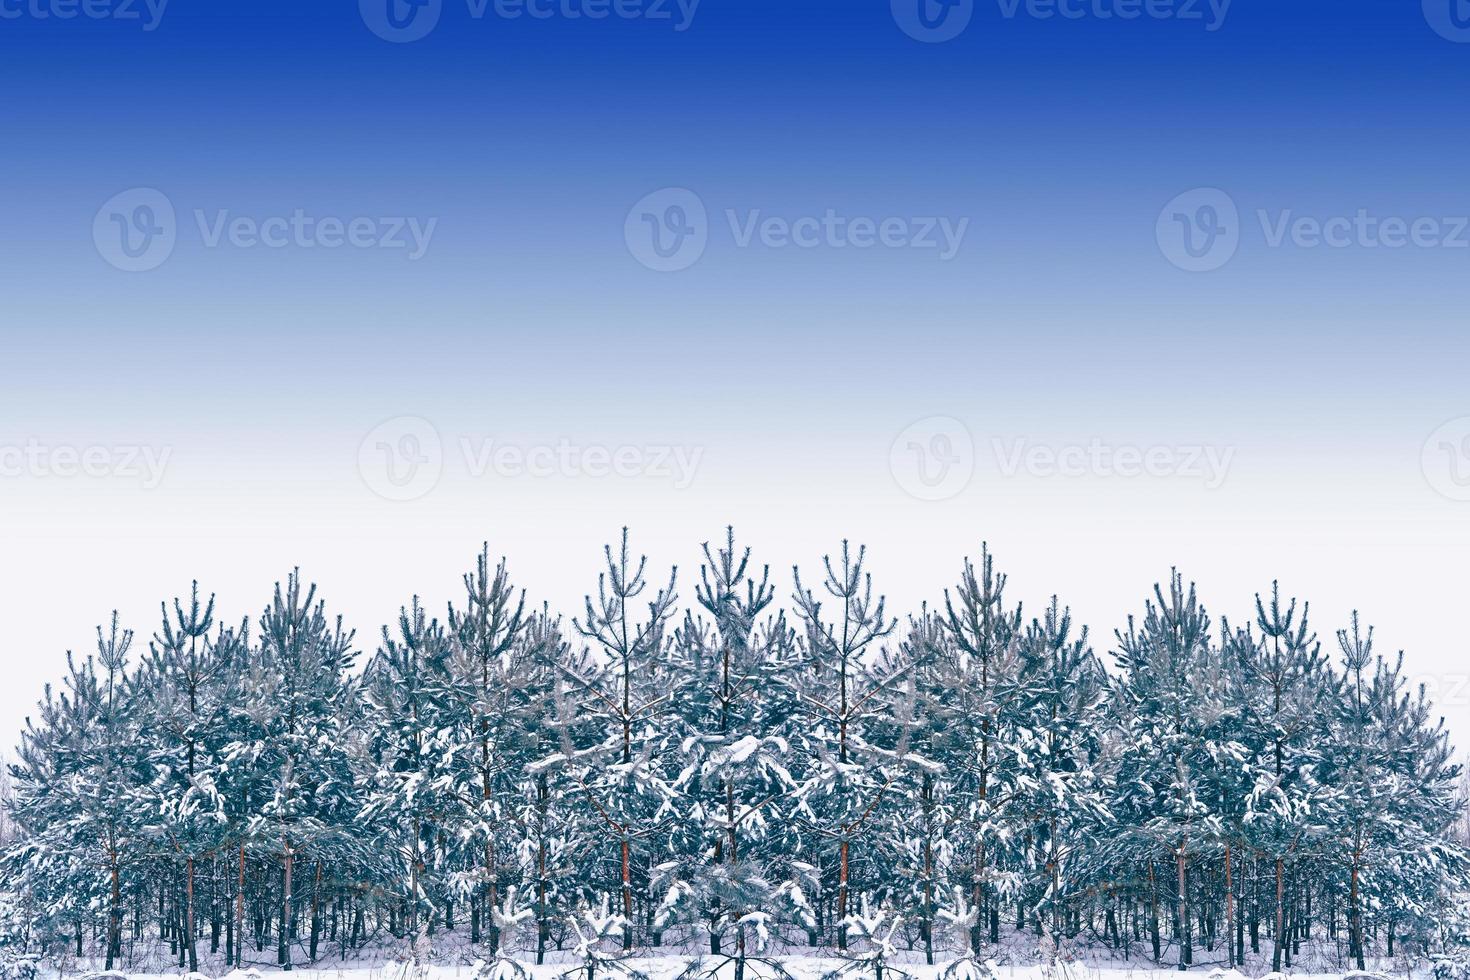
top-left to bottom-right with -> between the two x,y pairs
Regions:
791,540 -> 900,950
445,545 -> 530,952
213,615 -> 289,969
0,758 -> 12,854
567,530 -> 680,950
517,610 -> 594,965
1238,583 -> 1331,972
1109,572 -> 1215,970
1206,618 -> 1263,968
252,572 -> 359,971
137,583 -> 241,971
6,615 -> 145,968
864,610 -> 949,966
362,598 -> 459,962
1010,598 -> 1109,953
1326,615 -> 1467,965
656,528 -> 808,976
1377,668 -> 1468,957
935,546 -> 1024,953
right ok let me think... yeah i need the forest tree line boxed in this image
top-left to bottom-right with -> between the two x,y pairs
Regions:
1,530 -> 1465,975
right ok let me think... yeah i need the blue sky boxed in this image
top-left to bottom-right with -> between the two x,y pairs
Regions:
4,0 -> 1470,750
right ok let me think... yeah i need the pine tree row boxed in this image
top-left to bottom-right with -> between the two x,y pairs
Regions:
2,530 -> 1465,975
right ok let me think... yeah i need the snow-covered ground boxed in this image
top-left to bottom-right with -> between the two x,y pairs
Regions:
30,952 -> 1426,980
40,965 -> 1418,980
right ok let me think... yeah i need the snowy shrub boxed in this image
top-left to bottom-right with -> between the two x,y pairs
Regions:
1433,951 -> 1470,980
676,955 -> 795,980
1206,969 -> 1249,980
938,957 -> 1001,980
465,887 -> 534,980
473,957 -> 529,980
561,895 -> 648,980
0,953 -> 39,980
819,899 -> 914,980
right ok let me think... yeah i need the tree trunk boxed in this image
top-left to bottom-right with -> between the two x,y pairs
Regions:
309,861 -> 323,962
107,854 -> 123,970
236,843 -> 247,968
1224,846 -> 1235,967
1177,844 -> 1191,970
1349,855 -> 1365,970
837,839 -> 850,951
1148,862 -> 1162,963
1272,858 -> 1284,972
280,840 -> 294,971
621,837 -> 634,951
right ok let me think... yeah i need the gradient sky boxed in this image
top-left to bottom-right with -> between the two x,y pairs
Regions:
3,0 -> 1470,755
